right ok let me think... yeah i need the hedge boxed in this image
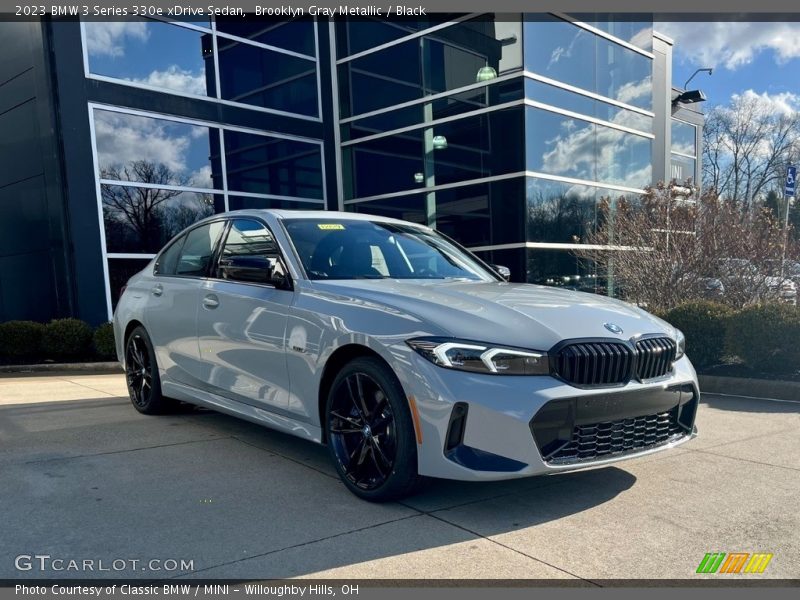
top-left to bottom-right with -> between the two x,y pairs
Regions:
93,322 -> 117,359
0,320 -> 46,358
662,301 -> 736,369
41,318 -> 94,359
726,304 -> 800,374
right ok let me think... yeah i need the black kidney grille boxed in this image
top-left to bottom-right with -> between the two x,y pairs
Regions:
547,407 -> 684,465
553,341 -> 634,386
635,337 -> 677,380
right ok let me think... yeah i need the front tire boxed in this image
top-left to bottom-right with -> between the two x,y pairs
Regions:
325,357 -> 423,502
124,326 -> 175,415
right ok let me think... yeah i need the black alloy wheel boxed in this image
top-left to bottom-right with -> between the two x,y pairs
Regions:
124,326 -> 174,415
326,357 -> 423,501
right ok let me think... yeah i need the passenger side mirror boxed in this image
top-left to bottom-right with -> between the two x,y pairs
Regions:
493,264 -> 511,281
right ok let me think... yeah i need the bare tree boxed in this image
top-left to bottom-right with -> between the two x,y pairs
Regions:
101,161 -> 211,251
703,94 -> 800,204
574,186 -> 791,312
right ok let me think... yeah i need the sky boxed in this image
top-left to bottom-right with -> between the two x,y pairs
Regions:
656,21 -> 800,111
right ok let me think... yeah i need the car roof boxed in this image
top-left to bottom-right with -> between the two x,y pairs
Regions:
212,208 -> 429,229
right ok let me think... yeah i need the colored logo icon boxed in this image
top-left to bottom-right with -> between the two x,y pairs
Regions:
696,552 -> 773,574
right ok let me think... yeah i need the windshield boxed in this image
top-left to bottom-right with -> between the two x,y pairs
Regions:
282,218 -> 499,281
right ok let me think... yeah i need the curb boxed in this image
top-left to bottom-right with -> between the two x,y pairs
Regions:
699,375 -> 800,402
0,362 -> 123,375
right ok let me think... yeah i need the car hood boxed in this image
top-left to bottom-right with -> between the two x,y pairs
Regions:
311,279 -> 676,350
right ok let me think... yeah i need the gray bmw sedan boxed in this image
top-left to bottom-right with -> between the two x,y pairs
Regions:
113,210 -> 698,501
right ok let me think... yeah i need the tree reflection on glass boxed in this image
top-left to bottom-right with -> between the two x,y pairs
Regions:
101,160 -> 214,253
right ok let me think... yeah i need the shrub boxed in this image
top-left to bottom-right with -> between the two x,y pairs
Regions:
726,304 -> 800,374
93,322 -> 117,359
42,318 -> 93,359
662,301 -> 736,369
0,320 -> 46,359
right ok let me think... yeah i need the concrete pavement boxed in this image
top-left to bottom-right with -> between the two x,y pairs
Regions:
1,373 -> 798,581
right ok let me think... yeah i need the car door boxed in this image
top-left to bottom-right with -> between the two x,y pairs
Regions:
145,220 -> 226,386
195,217 -> 293,412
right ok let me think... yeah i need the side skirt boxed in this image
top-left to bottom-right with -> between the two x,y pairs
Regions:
162,380 -> 324,444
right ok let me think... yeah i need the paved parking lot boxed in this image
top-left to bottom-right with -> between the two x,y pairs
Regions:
1,372 -> 798,581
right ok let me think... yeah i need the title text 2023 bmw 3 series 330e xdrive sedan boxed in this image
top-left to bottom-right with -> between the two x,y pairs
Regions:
114,209 -> 699,501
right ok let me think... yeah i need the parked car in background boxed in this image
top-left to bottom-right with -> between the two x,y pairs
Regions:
114,210 -> 699,501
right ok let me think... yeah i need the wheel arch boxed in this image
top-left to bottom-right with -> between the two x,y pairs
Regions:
317,344 -> 392,443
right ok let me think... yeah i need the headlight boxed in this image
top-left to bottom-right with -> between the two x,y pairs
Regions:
674,329 -> 686,360
406,337 -> 549,375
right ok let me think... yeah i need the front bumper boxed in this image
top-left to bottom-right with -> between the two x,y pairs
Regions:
399,352 -> 699,481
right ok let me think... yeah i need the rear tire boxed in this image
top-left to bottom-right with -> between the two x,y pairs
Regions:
325,356 -> 424,502
124,326 -> 176,415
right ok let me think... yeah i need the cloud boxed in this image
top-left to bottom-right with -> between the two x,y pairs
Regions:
84,21 -> 149,57
734,89 -> 799,116
657,22 -> 800,70
94,111 -> 212,188
131,65 -> 207,97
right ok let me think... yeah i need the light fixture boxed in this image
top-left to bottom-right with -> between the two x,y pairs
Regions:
673,67 -> 712,106
476,66 -> 497,82
414,172 -> 424,184
432,135 -> 448,150
673,89 -> 707,105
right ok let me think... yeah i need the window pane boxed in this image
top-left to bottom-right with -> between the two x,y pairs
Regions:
228,196 -> 323,211
525,78 -> 652,133
526,107 -> 652,189
336,19 -> 430,57
154,235 -> 185,275
526,177 -> 638,244
109,258 -> 152,309
217,37 -> 318,116
339,19 -> 522,118
224,131 -> 323,199
671,154 -> 696,183
94,109 -> 221,190
345,107 -> 524,199
349,177 -> 526,248
524,16 -> 652,110
102,185 -> 220,253
524,248 -> 608,294
176,221 -> 225,276
671,119 -> 697,157
84,20 -> 214,97
572,17 -> 653,52
215,18 -> 316,56
342,78 -> 524,141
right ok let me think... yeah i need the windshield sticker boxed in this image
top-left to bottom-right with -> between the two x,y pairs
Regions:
318,223 -> 345,230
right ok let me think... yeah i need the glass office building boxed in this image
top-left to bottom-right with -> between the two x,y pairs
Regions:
0,14 -> 701,324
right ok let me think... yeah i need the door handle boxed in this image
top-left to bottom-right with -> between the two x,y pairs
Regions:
151,284 -> 163,297
202,294 -> 219,309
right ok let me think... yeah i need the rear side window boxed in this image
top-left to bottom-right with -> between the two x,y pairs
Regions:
176,221 -> 225,277
154,236 -> 185,276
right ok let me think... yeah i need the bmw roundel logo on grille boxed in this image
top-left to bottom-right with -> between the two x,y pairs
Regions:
604,323 -> 624,335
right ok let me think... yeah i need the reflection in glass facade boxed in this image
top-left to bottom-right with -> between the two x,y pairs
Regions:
77,13 -> 694,317
524,15 -> 652,110
671,118 -> 697,183
94,109 -> 221,189
84,19 -> 215,97
341,13 -> 658,291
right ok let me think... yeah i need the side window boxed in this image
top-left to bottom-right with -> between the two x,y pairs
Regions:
217,219 -> 284,284
154,235 -> 185,276
176,221 -> 225,277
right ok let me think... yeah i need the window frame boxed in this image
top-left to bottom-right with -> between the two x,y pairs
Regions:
209,217 -> 294,290
153,218 -> 228,280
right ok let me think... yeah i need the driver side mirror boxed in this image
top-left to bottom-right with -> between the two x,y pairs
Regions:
493,264 -> 511,281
